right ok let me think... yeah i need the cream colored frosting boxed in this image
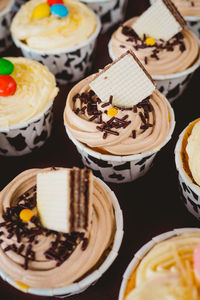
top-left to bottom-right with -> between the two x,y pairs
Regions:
125,232 -> 200,300
110,18 -> 199,75
0,168 -> 116,289
0,57 -> 58,128
152,0 -> 200,17
186,120 -> 200,186
11,0 -> 97,51
64,74 -> 171,156
0,0 -> 10,12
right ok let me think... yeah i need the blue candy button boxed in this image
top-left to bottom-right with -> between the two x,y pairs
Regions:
50,4 -> 69,18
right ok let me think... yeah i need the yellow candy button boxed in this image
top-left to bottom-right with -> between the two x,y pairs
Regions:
19,209 -> 34,222
107,107 -> 118,117
32,3 -> 50,20
15,281 -> 29,291
145,37 -> 156,46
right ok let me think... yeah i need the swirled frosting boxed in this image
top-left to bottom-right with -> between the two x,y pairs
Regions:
0,57 -> 58,128
110,18 -> 199,75
152,0 -> 200,17
125,232 -> 200,300
11,0 -> 97,51
0,168 -> 116,289
64,74 -> 171,156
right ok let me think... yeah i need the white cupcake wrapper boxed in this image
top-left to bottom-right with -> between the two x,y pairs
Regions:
65,100 -> 175,183
108,40 -> 200,103
0,176 -> 123,297
118,227 -> 200,300
0,100 -> 54,156
12,16 -> 101,84
80,0 -> 128,33
0,0 -> 14,53
175,121 -> 200,220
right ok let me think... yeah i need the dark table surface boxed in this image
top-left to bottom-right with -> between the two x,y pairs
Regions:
1,0 -> 200,299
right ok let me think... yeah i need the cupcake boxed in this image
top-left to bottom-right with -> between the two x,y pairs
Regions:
79,0 -> 128,33
11,0 -> 101,84
175,118 -> 200,220
108,0 -> 200,103
0,0 -> 14,53
119,229 -> 200,300
0,57 -> 59,156
0,167 -> 123,296
64,50 -> 175,183
149,0 -> 200,39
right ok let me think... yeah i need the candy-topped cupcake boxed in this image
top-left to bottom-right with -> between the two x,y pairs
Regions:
109,0 -> 200,102
0,57 -> 59,156
11,0 -> 101,83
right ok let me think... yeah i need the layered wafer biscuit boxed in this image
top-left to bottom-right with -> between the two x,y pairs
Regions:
36,168 -> 93,233
89,50 -> 155,108
132,0 -> 186,41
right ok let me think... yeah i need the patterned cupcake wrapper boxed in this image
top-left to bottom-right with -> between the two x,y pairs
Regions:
65,101 -> 175,183
12,17 -> 101,84
118,227 -> 200,300
81,0 -> 128,33
175,123 -> 200,220
0,176 -> 123,297
0,0 -> 14,53
108,41 -> 200,103
0,102 -> 54,157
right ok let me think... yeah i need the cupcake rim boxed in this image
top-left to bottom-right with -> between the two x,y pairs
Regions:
0,171 -> 123,296
64,93 -> 175,161
0,0 -> 14,17
175,119 -> 200,195
118,227 -> 200,300
11,15 -> 101,55
108,38 -> 200,80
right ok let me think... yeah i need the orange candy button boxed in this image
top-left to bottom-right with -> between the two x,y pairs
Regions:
107,107 -> 118,117
145,37 -> 156,46
19,209 -> 34,222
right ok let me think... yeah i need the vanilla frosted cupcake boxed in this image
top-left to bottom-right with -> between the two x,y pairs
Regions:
0,167 -> 123,296
109,0 -> 200,102
0,0 -> 14,53
175,118 -> 200,220
120,229 -> 200,300
11,0 -> 101,83
0,57 -> 59,156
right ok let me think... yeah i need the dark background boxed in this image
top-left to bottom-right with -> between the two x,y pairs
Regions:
1,0 -> 200,299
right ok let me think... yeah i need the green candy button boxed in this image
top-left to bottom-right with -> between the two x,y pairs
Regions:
0,58 -> 14,75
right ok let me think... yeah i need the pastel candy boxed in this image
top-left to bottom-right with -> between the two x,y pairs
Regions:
0,75 -> 17,97
32,3 -> 50,20
50,4 -> 69,18
47,0 -> 64,6
0,58 -> 14,75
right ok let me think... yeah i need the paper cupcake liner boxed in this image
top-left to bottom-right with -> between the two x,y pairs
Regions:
118,227 -> 200,300
12,17 -> 101,84
64,101 -> 175,183
0,0 -> 14,53
175,121 -> 200,220
0,176 -> 123,297
108,40 -> 200,103
149,0 -> 200,39
80,0 -> 128,33
0,101 -> 54,157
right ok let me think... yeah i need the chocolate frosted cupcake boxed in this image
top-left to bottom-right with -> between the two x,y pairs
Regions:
175,118 -> 200,220
11,0 -> 101,84
0,167 -> 123,296
109,0 -> 200,102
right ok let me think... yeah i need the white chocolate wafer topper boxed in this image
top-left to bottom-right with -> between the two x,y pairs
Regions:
89,50 -> 155,108
37,168 -> 93,233
132,0 -> 186,41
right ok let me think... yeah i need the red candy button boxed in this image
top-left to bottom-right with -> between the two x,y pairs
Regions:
47,0 -> 64,6
0,75 -> 17,97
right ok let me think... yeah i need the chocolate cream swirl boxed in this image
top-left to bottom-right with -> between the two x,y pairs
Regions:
0,168 -> 116,289
110,18 -> 199,75
64,74 -> 172,156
